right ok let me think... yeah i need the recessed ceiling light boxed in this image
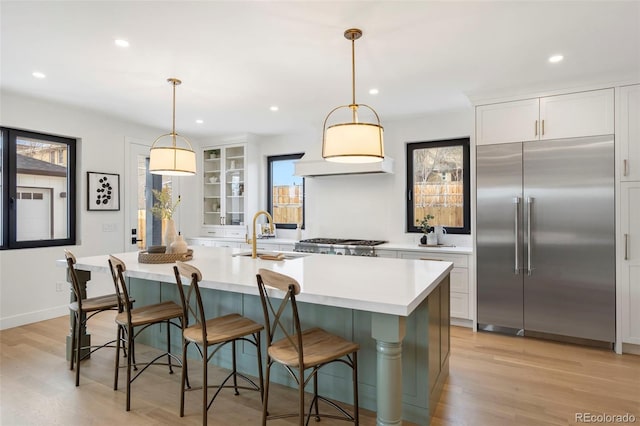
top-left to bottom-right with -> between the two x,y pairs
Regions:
369,88 -> 379,95
548,54 -> 564,63
270,106 -> 279,112
32,71 -> 46,79
195,119 -> 204,124
114,39 -> 130,48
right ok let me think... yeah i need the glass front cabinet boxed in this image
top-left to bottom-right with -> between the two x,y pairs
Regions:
202,144 -> 247,236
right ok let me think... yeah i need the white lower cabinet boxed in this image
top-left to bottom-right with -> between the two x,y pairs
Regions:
213,240 -> 241,248
397,251 -> 471,320
375,249 -> 398,258
278,243 -> 295,252
621,182 -> 640,346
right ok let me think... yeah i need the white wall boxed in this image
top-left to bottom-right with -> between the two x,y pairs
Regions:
0,90 -> 168,329
255,109 -> 474,245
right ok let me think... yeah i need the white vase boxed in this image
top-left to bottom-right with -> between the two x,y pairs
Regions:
164,218 -> 178,252
170,234 -> 188,254
426,232 -> 438,246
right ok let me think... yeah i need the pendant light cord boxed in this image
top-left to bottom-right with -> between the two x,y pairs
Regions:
350,33 -> 358,122
171,80 -> 177,146
167,78 -> 182,147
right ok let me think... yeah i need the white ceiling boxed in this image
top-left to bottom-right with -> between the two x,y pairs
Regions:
2,1 -> 639,138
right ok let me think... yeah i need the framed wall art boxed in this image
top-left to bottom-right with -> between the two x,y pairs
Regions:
87,172 -> 120,211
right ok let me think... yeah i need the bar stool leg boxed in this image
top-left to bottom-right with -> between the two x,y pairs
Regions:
313,374 -> 320,421
262,360 -> 271,426
202,344 -> 208,426
256,332 -> 264,403
167,321 -> 174,374
180,340 -> 187,417
353,353 -> 359,425
298,365 -> 305,426
114,325 -> 121,390
75,315 -> 82,387
70,314 -> 77,371
126,325 -> 133,411
232,341 -> 239,395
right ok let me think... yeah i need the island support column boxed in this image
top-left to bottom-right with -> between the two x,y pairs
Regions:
65,267 -> 91,361
371,313 -> 406,426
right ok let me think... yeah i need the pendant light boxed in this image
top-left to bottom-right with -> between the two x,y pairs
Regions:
322,28 -> 384,163
149,78 -> 196,176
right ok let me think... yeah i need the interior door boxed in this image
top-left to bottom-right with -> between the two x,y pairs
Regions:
523,136 -> 615,342
125,141 -> 150,252
126,140 -> 178,252
476,142 -> 524,333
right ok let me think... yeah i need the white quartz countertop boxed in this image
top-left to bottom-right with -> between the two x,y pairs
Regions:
378,242 -> 473,254
59,247 -> 453,317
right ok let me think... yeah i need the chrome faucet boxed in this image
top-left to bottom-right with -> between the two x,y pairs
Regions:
246,210 -> 275,259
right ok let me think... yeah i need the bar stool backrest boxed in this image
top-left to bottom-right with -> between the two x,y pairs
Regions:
173,261 -> 206,344
256,268 -> 303,367
108,255 -> 132,322
64,249 -> 83,310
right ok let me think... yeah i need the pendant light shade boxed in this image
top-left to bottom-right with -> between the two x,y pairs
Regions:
149,78 -> 196,176
322,28 -> 384,163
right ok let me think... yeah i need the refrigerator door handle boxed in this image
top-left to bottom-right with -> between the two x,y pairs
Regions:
527,196 -> 534,275
513,197 -> 521,274
625,233 -> 629,260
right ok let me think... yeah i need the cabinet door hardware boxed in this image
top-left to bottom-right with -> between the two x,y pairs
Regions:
541,119 -> 545,136
625,233 -> 629,260
535,120 -> 538,137
624,159 -> 629,177
420,258 -> 444,261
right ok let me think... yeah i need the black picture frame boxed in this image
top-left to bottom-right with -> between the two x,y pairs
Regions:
87,172 -> 120,211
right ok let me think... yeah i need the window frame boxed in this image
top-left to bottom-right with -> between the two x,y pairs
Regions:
406,137 -> 470,235
1,127 -> 77,249
266,153 -> 305,230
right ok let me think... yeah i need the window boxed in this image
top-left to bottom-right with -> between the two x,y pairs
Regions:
1,127 -> 76,248
267,153 -> 304,229
406,137 -> 470,234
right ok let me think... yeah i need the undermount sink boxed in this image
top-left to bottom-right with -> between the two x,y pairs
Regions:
232,250 -> 309,260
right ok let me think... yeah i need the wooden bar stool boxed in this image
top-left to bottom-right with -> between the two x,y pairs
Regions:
173,261 -> 264,426
256,268 -> 360,426
65,249 -> 131,387
109,255 -> 185,411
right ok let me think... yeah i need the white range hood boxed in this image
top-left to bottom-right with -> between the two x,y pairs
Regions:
294,155 -> 394,177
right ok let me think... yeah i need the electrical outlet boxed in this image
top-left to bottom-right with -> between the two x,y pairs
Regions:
56,282 -> 65,292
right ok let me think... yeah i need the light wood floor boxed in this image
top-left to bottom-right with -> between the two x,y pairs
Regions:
1,313 -> 638,425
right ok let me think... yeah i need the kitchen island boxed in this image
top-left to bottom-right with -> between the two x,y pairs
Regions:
61,247 -> 452,426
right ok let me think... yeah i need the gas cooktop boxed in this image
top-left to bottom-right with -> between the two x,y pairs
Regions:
298,238 -> 386,246
294,238 -> 387,256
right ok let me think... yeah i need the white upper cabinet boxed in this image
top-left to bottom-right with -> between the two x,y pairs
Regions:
201,144 -> 247,232
539,89 -> 614,140
476,88 -> 614,145
476,98 -> 539,145
620,84 -> 640,182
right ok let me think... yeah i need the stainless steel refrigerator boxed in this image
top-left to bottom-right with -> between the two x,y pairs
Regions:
476,135 -> 615,344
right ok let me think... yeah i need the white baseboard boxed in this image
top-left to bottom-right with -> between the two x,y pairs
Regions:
0,305 -> 68,330
622,343 -> 640,356
451,317 -> 473,328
